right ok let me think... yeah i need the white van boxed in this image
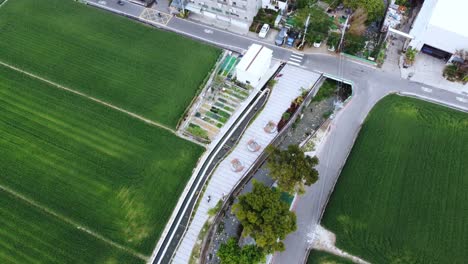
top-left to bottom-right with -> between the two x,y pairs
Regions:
258,24 -> 270,38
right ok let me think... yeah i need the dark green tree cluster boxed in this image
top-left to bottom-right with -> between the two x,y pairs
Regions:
267,145 -> 319,195
217,238 -> 264,264
344,0 -> 385,22
231,181 -> 297,253
294,7 -> 333,44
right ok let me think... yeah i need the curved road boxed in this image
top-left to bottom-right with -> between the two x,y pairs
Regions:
82,3 -> 468,263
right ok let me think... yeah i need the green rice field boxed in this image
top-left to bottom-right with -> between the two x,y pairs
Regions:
321,95 -> 468,263
307,250 -> 354,264
0,64 -> 204,260
0,190 -> 144,264
0,0 -> 220,128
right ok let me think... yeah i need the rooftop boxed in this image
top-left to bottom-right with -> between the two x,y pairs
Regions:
429,0 -> 468,38
236,44 -> 273,76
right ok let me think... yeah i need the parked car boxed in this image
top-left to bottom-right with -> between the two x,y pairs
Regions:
286,30 -> 299,47
258,24 -> 270,38
117,0 -> 125,5
275,27 -> 288,46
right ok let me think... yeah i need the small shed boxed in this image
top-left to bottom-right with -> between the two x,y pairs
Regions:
236,44 -> 273,87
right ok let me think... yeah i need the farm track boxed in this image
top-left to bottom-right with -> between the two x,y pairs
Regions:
0,0 -> 8,8
0,60 -> 177,136
0,184 -> 148,261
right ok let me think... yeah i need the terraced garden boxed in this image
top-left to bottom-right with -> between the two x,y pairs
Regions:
185,52 -> 253,141
320,95 -> 468,264
0,0 -> 220,128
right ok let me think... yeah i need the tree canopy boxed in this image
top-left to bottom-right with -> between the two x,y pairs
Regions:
232,181 -> 297,253
344,0 -> 385,22
217,238 -> 264,264
267,145 -> 319,195
294,7 -> 333,35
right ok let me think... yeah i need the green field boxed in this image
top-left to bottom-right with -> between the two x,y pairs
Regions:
321,95 -> 468,263
307,250 -> 354,264
0,0 -> 220,128
0,64 -> 204,260
0,190 -> 144,264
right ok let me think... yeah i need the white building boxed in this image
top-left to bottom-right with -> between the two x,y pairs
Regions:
185,0 -> 262,30
262,0 -> 288,12
236,44 -> 273,87
408,0 -> 468,61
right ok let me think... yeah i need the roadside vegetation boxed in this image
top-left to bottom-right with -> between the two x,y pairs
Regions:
321,95 -> 468,263
313,79 -> 338,102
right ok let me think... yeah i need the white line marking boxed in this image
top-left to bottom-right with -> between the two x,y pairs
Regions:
287,61 -> 301,66
421,87 -> 432,93
290,54 -> 304,59
292,51 -> 304,56
289,58 -> 302,63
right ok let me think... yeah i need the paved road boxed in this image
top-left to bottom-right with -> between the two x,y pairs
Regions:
83,2 -> 468,263
273,55 -> 468,264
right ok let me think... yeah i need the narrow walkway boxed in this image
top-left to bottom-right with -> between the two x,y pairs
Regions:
0,184 -> 147,260
171,65 -> 321,263
0,61 -> 176,135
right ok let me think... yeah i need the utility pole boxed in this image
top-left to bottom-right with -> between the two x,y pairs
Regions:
337,15 -> 349,51
299,14 -> 311,49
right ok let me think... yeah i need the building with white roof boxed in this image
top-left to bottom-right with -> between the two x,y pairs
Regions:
184,0 -> 262,31
236,44 -> 273,87
408,0 -> 468,61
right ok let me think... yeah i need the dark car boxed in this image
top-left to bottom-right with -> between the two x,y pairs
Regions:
275,27 -> 288,46
117,0 -> 125,5
286,30 -> 299,47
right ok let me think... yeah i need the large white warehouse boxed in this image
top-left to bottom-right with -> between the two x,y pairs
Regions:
408,0 -> 468,61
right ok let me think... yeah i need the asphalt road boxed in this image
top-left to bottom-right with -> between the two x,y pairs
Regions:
84,2 -> 468,263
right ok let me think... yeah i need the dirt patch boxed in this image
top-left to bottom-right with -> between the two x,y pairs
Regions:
312,225 -> 370,264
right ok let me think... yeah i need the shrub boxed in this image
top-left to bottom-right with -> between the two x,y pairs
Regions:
187,124 -> 209,139
343,33 -> 366,55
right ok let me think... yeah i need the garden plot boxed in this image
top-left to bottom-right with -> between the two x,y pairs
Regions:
184,53 -> 253,142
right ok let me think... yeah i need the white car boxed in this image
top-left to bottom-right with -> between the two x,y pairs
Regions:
258,24 -> 270,38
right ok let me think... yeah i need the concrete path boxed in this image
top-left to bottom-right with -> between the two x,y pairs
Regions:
171,65 -> 321,264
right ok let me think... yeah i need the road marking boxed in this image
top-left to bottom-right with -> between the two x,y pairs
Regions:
456,97 -> 468,103
421,87 -> 433,93
287,61 -> 301,66
292,51 -> 304,56
289,57 -> 302,63
290,54 -> 304,59
204,29 -> 213,34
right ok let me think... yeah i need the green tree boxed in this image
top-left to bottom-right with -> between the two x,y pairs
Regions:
217,238 -> 264,264
232,181 -> 297,253
327,32 -> 341,49
294,7 -> 332,34
344,0 -> 385,22
267,145 -> 319,195
343,33 -> 366,55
